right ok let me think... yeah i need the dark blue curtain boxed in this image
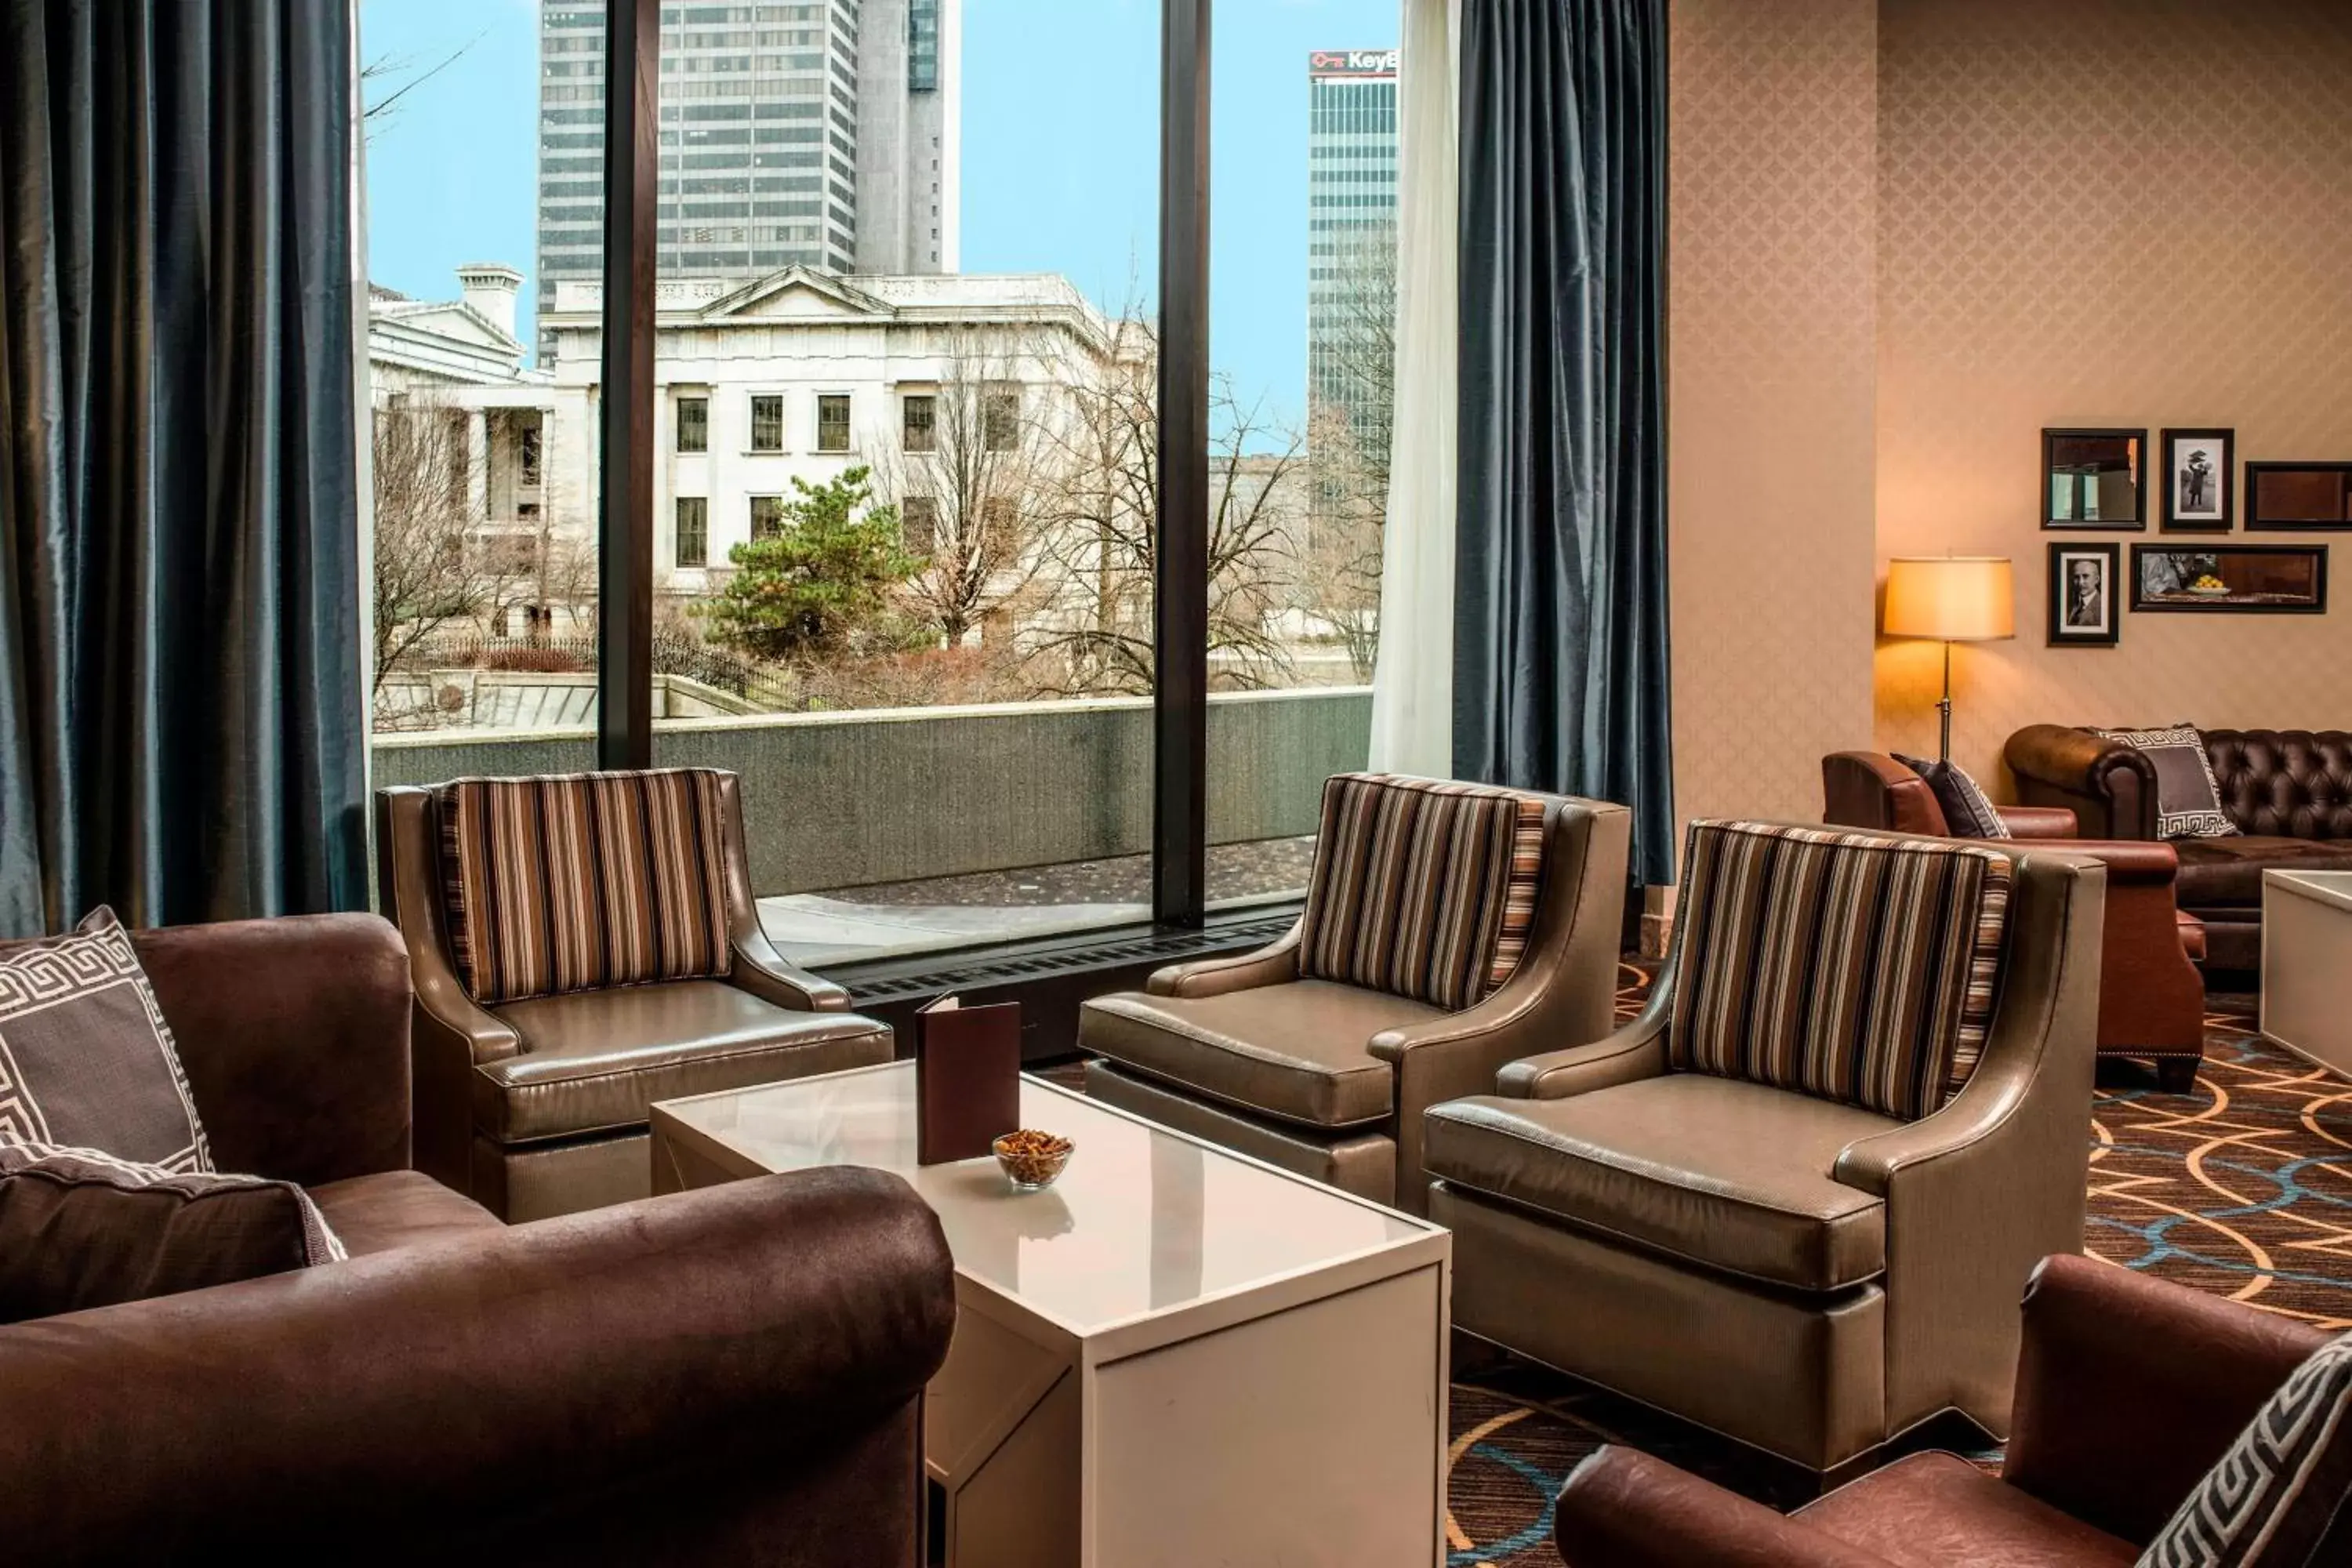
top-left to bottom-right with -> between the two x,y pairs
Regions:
1454,0 -> 1674,887
0,0 -> 367,936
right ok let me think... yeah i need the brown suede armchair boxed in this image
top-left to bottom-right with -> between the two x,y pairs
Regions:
1825,751 -> 2209,1091
377,769 -> 894,1222
1552,1254 -> 2333,1566
0,913 -> 956,1566
1425,827 -> 2107,1477
1080,782 -> 1630,1214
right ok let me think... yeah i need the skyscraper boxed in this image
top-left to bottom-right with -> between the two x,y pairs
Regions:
535,0 -> 962,362
1305,47 -> 1398,464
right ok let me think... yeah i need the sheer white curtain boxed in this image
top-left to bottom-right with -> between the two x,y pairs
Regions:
1367,0 -> 1460,777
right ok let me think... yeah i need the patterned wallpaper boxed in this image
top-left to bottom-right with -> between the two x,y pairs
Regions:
1667,0 -> 1882,834
1872,0 -> 2352,786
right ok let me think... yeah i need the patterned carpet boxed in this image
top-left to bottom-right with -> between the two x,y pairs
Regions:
1438,967 -> 2352,1566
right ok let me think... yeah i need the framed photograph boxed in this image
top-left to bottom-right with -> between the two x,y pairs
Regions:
2046,543 -> 2121,645
2160,428 -> 2234,532
2245,462 -> 2352,529
2130,543 -> 2328,614
2043,427 -> 2147,530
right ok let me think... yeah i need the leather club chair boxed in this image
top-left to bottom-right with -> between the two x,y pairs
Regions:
1426,822 -> 2107,1478
0,912 -> 956,1566
1552,1254 -> 2334,1567
1081,775 -> 1631,1214
2008,723 -> 2352,972
377,768 -> 893,1221
1824,750 -> 2208,1091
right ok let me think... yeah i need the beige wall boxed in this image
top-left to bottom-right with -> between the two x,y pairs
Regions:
1873,0 -> 2352,787
1671,0 -> 2352,821
1668,0 -> 1882,830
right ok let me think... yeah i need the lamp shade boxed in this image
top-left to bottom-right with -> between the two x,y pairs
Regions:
1882,556 -> 2014,641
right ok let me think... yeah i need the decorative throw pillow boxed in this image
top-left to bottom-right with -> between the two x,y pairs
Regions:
0,1140 -> 343,1324
1298,773 -> 1548,1012
0,907 -> 211,1171
1668,821 -> 2013,1120
2096,724 -> 2241,841
437,768 -> 736,1005
1893,753 -> 2013,840
2136,1330 -> 2352,1566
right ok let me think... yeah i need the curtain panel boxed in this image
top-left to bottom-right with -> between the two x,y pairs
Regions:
0,0 -> 367,936
1453,0 -> 1675,886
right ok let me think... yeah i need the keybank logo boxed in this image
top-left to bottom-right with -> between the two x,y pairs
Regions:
1308,48 -> 1399,77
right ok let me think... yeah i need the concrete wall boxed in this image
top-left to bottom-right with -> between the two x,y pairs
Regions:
371,687 -> 1373,896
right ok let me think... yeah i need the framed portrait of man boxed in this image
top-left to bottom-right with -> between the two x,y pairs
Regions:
2047,543 -> 2120,646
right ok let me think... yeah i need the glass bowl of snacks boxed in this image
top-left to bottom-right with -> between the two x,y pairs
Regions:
992,1129 -> 1074,1191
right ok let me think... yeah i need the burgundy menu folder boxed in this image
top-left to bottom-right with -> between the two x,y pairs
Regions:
913,995 -> 1022,1165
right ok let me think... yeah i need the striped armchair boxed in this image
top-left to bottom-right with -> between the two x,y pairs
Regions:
376,768 -> 893,1222
1079,774 -> 1631,1215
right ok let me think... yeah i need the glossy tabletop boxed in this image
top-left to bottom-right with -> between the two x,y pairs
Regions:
654,1061 -> 1435,1339
2268,868 -> 2352,913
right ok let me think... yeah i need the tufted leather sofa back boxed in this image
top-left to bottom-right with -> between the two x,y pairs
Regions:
2203,729 -> 2352,840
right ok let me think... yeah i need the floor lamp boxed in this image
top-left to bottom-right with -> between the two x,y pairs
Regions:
1882,557 -> 2014,763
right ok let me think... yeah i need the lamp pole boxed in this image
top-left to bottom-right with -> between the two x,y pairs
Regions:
1938,639 -> 1954,763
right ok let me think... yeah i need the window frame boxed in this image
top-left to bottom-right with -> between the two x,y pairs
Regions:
676,393 -> 710,454
902,391 -> 937,452
675,494 -> 710,567
748,392 -> 786,452
815,391 -> 851,454
748,493 -> 786,541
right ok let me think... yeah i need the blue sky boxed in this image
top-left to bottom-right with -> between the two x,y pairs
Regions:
358,0 -> 1397,434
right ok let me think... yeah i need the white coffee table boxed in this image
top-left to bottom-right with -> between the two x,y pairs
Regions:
2263,869 -> 2352,1079
650,1062 -> 1451,1568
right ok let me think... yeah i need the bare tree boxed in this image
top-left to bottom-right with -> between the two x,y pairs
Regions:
368,395 -> 524,691
361,34 -> 487,139
1023,311 -> 1301,696
1298,405 -> 1385,682
1295,224 -> 1397,683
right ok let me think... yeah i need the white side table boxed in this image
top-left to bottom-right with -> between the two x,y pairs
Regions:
2261,869 -> 2352,1080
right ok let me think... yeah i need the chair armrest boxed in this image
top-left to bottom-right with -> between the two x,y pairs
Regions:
729,925 -> 853,1013
1998,805 -> 2080,839
2040,838 -> 2178,886
1147,921 -> 1303,998
1823,750 -> 1947,834
2004,1254 -> 2328,1545
0,1167 -> 956,1563
129,915 -> 412,1187
1553,1447 -> 1898,1568
2005,725 -> 2159,840
1494,1005 -> 1669,1100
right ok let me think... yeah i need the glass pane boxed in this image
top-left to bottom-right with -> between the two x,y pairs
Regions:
361,0 -> 601,783
648,0 -> 1162,968
1206,22 -> 1396,906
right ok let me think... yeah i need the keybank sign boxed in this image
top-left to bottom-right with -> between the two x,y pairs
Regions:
1308,48 -> 1399,78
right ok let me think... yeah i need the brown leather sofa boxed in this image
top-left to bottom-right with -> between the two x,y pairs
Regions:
1552,1253 -> 2332,1566
1824,751 -> 2208,1091
377,771 -> 893,1221
0,913 -> 956,1566
1425,830 -> 2107,1477
1080,788 -> 1629,1214
2008,724 -> 2352,971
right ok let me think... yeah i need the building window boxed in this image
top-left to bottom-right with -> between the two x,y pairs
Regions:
677,395 -> 709,453
983,388 -> 1019,452
750,494 -> 786,540
750,394 -> 784,452
902,495 -> 938,554
817,393 -> 851,452
517,501 -> 543,523
517,423 -> 543,486
902,394 -> 936,452
676,495 -> 709,566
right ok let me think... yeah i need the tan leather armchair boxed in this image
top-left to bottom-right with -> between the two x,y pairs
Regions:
376,770 -> 893,1221
1080,781 -> 1630,1214
1426,826 -> 2107,1477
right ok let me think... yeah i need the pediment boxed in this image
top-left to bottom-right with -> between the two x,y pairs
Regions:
379,301 -> 520,352
703,266 -> 892,323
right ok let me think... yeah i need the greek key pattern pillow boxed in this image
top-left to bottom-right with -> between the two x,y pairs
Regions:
1894,753 -> 2013,840
2097,724 -> 2240,841
0,908 -> 211,1171
2139,1331 -> 2352,1567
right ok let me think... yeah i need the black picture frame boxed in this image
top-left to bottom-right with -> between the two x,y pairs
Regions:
2042,427 -> 2148,530
2129,543 -> 2328,614
2159,428 -> 2234,532
2244,462 -> 2352,531
2046,543 -> 2121,645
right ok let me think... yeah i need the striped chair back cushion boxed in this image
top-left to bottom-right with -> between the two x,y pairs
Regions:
1296,774 -> 1548,1011
436,769 -> 735,1006
1666,821 -> 2013,1122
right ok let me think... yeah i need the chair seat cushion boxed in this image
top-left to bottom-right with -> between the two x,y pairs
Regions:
2172,835 -> 2352,910
477,981 -> 894,1142
307,1171 -> 503,1257
1795,1451 -> 2136,1568
1423,1075 -> 1900,1291
1080,980 -> 1444,1129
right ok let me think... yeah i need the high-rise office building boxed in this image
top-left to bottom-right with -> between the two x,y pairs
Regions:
535,0 -> 961,362
1305,47 -> 1398,462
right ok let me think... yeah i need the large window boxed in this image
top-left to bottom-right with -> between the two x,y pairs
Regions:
902,392 -> 936,452
750,394 -> 784,452
815,393 -> 851,453
675,495 -> 708,567
676,394 -> 708,452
